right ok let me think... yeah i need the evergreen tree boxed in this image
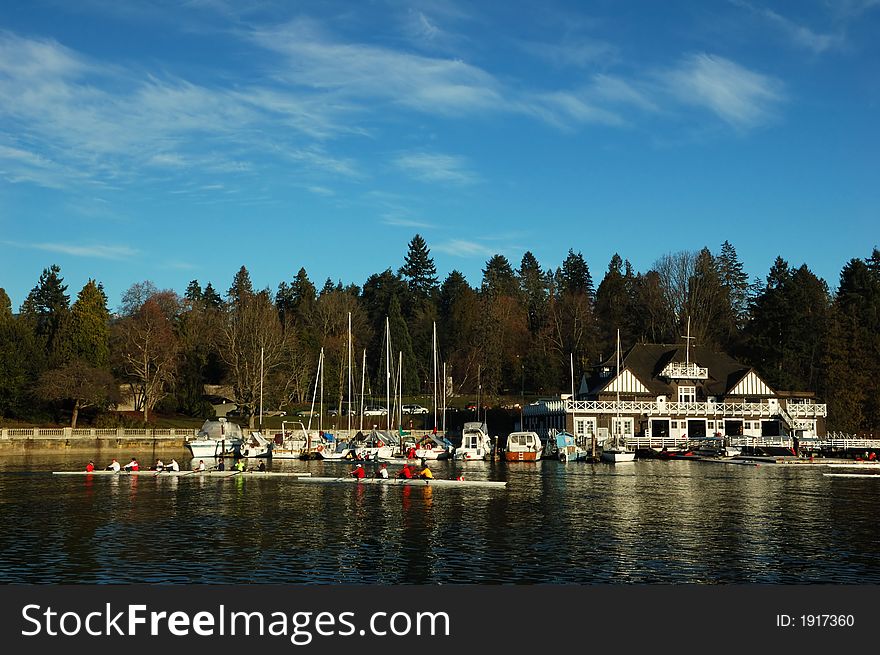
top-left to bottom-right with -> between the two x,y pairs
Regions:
559,249 -> 594,299
184,280 -> 203,305
0,288 -> 11,322
595,254 -> 633,357
0,315 -> 44,418
517,252 -> 548,335
227,266 -> 254,305
399,234 -> 438,302
202,282 -> 223,309
482,255 -> 518,299
717,240 -> 750,328
55,279 -> 111,368
20,264 -> 70,354
387,294 -> 419,394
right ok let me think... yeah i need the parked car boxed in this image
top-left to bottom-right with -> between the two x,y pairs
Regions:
264,409 -> 287,417
295,409 -> 320,418
363,405 -> 388,416
402,404 -> 429,414
327,406 -> 356,417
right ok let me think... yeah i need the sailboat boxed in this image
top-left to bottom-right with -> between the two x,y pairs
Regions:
415,322 -> 455,460
238,347 -> 273,458
601,330 -> 636,463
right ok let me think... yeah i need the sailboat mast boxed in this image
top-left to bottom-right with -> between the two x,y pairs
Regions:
360,349 -> 366,432
616,329 -> 621,440
442,361 -> 447,434
398,351 -> 402,429
259,346 -> 264,431
347,312 -> 352,434
433,322 -> 438,431
385,317 -> 391,431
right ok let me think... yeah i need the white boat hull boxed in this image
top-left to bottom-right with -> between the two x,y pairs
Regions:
186,439 -> 241,459
601,450 -> 636,463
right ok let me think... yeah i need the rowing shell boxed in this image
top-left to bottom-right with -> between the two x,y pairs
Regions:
823,473 -> 880,478
294,476 -> 506,488
50,471 -> 505,487
52,471 -> 312,478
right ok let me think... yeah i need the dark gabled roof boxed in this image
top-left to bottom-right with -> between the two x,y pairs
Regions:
584,343 -> 759,398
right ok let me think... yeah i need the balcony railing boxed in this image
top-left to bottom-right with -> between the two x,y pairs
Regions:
564,399 -> 827,418
660,362 -> 708,379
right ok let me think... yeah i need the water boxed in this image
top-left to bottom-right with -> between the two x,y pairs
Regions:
1,453 -> 878,584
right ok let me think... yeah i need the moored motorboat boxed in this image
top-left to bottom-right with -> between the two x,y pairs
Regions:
455,422 -> 493,461
504,431 -> 543,461
546,430 -> 589,462
186,418 -> 243,459
239,431 -> 273,458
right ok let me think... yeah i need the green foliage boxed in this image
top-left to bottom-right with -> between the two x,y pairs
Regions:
399,234 -> 438,302
54,279 -> 111,368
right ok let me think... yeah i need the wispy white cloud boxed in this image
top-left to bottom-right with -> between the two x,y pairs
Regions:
2,239 -> 137,260
307,185 -> 335,197
433,238 -> 497,257
249,19 -> 505,117
517,38 -> 618,68
393,152 -> 479,185
0,31 -> 358,194
381,216 -> 435,229
733,1 -> 845,53
657,54 -> 784,129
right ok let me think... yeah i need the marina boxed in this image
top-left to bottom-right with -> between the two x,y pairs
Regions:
2,451 -> 880,584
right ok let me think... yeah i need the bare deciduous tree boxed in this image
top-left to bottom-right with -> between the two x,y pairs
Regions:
114,296 -> 179,422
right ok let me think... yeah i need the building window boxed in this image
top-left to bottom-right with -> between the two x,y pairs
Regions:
744,422 -> 752,429
612,417 -> 634,437
708,421 -> 715,430
678,386 -> 696,403
671,421 -> 679,429
574,417 -> 596,439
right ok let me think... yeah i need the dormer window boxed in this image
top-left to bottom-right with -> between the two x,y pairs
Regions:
678,386 -> 696,403
600,367 -> 612,378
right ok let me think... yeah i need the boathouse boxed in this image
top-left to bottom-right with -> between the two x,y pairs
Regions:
523,343 -> 826,449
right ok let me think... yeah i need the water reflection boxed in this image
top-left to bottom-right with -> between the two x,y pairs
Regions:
1,454 -> 879,583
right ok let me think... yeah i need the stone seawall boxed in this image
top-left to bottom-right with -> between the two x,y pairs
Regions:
0,437 -> 188,454
0,427 -> 194,454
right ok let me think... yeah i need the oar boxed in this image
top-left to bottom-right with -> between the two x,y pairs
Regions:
182,464 -> 218,476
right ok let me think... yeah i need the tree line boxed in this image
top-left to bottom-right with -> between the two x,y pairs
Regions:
1,236 -> 879,434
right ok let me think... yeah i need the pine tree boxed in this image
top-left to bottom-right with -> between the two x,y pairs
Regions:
482,255 -> 518,299
399,234 -> 438,301
184,280 -> 203,305
20,264 -> 70,354
56,279 -> 111,368
0,288 -> 11,322
595,254 -> 632,357
717,240 -> 750,328
202,282 -> 223,309
517,251 -> 548,335
228,266 -> 254,305
559,249 -> 594,299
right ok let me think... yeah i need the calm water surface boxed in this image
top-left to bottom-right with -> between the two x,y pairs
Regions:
1,453 -> 877,584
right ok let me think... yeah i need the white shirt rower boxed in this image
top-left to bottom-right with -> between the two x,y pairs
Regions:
107,459 -> 121,472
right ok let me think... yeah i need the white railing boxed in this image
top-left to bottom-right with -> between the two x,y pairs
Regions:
564,399 -> 827,418
660,362 -> 708,379
786,404 -> 828,418
0,428 -> 198,439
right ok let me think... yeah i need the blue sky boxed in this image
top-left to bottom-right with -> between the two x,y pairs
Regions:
1,0 -> 878,309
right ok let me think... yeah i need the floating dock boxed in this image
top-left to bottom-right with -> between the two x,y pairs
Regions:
50,470 -> 505,487
823,473 -> 880,479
